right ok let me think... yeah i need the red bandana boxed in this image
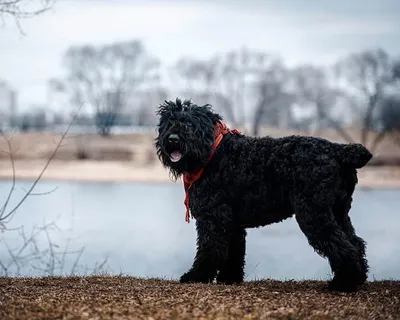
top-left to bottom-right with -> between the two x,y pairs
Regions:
183,121 -> 241,223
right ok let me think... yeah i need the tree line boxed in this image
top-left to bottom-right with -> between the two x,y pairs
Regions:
1,1 -> 400,148
43,41 -> 399,147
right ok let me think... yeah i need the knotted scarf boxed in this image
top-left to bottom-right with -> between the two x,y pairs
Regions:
183,121 -> 241,223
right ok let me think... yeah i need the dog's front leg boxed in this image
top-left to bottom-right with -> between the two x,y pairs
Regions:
180,215 -> 231,284
216,228 -> 246,285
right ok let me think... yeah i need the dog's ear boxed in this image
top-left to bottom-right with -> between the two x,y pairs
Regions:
202,103 -> 223,123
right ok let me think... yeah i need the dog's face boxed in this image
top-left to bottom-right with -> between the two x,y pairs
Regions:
154,98 -> 222,179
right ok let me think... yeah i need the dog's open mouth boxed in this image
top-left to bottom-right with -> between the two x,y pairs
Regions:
170,151 -> 182,162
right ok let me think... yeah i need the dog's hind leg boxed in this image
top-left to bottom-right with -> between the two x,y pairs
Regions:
216,228 -> 247,285
333,168 -> 369,285
294,198 -> 364,292
333,196 -> 369,287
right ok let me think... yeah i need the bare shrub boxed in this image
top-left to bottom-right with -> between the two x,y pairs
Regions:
0,104 -> 108,276
75,134 -> 90,160
0,217 -> 108,277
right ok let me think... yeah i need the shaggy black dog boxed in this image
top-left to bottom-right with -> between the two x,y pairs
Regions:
154,98 -> 373,292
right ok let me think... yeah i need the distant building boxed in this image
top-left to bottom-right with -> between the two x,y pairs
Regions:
0,80 -> 18,128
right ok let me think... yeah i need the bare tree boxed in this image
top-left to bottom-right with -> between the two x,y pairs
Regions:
0,0 -> 54,33
59,40 -> 160,136
289,64 -> 354,142
137,87 -> 169,126
334,49 -> 398,147
251,59 -> 290,136
173,55 -> 236,123
393,59 -> 400,80
375,94 -> 400,149
173,48 -> 274,132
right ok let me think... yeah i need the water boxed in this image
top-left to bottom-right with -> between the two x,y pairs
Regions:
0,180 -> 399,281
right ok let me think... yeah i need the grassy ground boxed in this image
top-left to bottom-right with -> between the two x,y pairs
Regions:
1,277 -> 399,319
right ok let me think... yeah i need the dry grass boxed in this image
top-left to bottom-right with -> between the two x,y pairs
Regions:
0,276 -> 399,319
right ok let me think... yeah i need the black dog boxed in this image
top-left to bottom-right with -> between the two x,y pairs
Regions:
154,98 -> 373,292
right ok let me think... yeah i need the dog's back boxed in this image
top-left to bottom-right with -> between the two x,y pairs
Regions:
256,134 -> 373,170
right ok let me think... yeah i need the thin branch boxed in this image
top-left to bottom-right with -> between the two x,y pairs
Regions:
0,102 -> 84,222
20,186 -> 59,196
318,107 -> 355,143
0,129 -> 16,221
0,0 -> 54,34
70,246 -> 85,275
0,0 -> 53,17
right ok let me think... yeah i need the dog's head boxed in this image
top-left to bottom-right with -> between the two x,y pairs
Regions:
154,98 -> 222,180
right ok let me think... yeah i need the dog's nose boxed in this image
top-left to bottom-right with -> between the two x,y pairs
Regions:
168,134 -> 180,144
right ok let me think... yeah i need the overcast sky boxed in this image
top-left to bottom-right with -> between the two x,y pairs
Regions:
1,0 -> 399,111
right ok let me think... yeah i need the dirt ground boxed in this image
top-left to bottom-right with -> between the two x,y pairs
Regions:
0,129 -> 400,188
0,276 -> 399,319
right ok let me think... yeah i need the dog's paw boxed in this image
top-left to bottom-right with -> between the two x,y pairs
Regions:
179,271 -> 196,283
328,262 -> 367,292
216,274 -> 244,285
328,279 -> 359,293
179,270 -> 213,284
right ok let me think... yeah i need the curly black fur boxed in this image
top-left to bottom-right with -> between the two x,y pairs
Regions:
155,98 -> 373,292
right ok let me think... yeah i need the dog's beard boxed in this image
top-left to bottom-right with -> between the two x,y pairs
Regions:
164,138 -> 185,164
155,136 -> 187,179
156,136 -> 211,180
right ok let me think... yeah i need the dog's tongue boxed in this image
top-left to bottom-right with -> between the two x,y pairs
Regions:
170,151 -> 182,162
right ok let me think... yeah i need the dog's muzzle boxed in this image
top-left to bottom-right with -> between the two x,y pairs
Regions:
167,134 -> 183,162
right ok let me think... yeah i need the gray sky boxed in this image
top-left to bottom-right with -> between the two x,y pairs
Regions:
1,0 -> 399,111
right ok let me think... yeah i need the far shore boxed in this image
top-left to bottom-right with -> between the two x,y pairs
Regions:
1,159 -> 400,189
1,130 -> 400,188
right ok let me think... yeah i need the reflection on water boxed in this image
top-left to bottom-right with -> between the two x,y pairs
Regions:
0,180 -> 399,280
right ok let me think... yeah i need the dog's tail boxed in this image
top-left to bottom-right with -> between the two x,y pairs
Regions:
338,143 -> 373,169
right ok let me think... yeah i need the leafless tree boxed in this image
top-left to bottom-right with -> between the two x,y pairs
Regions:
393,59 -> 400,80
173,48 -> 275,132
289,64 -> 354,142
0,0 -> 54,33
251,59 -> 291,136
58,40 -> 160,136
333,48 -> 398,147
173,55 -> 236,123
137,87 -> 169,126
377,95 -> 400,147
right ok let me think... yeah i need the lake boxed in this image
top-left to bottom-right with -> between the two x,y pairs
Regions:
0,180 -> 399,281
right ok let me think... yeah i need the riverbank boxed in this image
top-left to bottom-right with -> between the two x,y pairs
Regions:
1,276 -> 399,319
1,159 -> 400,188
1,130 -> 400,188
